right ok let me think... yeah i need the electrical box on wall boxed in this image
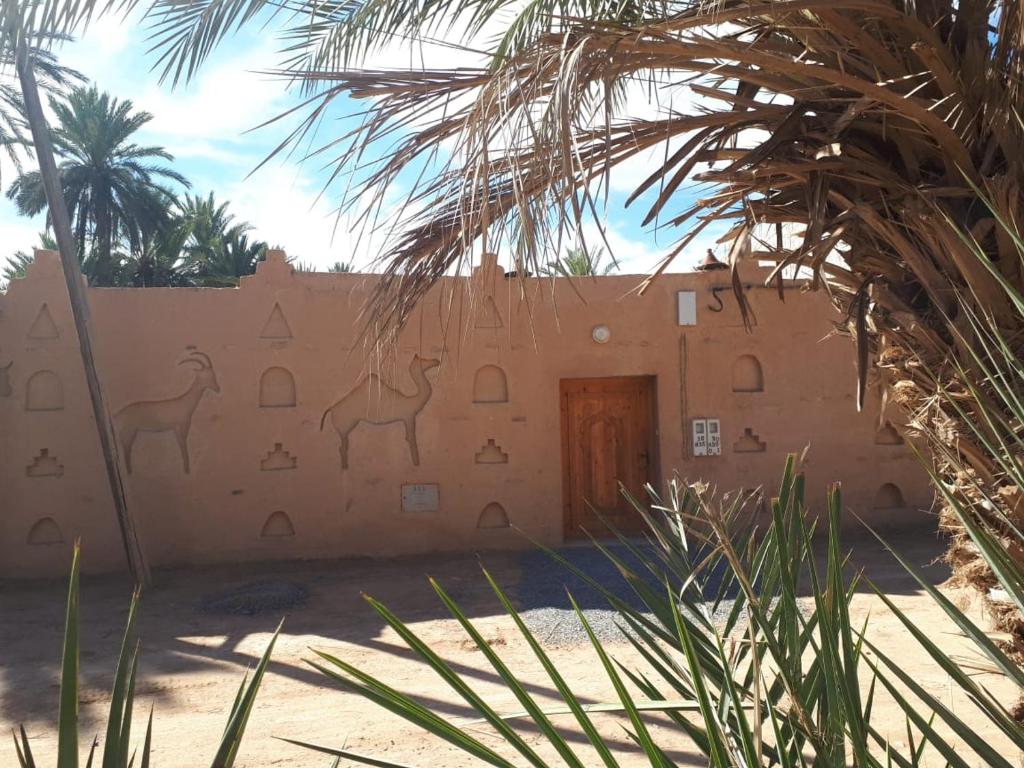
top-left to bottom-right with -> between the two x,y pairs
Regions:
707,418 -> 721,455
691,418 -> 721,456
677,291 -> 697,326
692,419 -> 707,456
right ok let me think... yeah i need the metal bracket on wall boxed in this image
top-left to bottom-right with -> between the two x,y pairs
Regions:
708,286 -> 727,312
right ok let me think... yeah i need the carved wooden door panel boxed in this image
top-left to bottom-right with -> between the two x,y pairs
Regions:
560,377 -> 657,538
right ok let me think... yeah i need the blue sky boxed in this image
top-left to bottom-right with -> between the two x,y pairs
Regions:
0,12 -> 729,273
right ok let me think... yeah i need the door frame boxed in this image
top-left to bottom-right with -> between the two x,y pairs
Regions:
559,375 -> 660,539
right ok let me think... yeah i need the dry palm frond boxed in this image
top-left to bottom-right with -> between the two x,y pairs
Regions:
0,0 -> 130,54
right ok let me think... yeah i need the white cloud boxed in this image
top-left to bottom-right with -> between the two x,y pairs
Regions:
220,163 -> 401,271
59,12 -> 133,83
136,46 -> 291,145
161,139 -> 253,166
59,18 -> 297,162
0,206 -> 46,252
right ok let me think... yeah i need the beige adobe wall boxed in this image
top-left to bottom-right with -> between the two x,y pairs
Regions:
0,250 -> 931,577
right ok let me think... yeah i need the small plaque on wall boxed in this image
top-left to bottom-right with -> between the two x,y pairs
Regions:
401,483 -> 440,513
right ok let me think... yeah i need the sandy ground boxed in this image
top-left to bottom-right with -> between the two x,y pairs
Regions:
1,527 -> 1018,767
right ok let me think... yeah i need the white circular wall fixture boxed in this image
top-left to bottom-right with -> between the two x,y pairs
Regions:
591,324 -> 611,344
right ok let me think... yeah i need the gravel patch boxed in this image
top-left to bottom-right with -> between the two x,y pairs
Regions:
514,542 -> 732,645
198,580 -> 309,616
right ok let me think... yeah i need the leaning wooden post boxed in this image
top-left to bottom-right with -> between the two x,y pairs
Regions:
15,42 -> 151,587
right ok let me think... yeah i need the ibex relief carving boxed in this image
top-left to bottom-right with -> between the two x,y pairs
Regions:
0,361 -> 12,397
114,349 -> 219,473
321,354 -> 439,469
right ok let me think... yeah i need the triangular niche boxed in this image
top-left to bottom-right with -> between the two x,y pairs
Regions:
27,304 -> 59,340
260,303 -> 293,339
475,296 -> 503,329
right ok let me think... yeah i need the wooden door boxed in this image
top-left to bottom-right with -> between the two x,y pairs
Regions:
560,376 -> 657,538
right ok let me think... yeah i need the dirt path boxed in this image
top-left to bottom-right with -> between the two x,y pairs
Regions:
1,529 -> 1016,766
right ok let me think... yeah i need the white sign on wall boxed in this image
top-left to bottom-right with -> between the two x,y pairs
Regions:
401,483 -> 440,513
692,419 -> 708,456
692,418 -> 721,456
707,418 -> 721,456
677,291 -> 697,326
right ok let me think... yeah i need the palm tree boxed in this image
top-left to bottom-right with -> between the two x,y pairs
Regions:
138,0 -> 1024,653
0,34 -> 84,183
328,260 -> 353,273
117,218 -> 194,288
176,192 -> 251,274
198,231 -> 267,286
541,247 -> 618,277
6,84 -> 188,285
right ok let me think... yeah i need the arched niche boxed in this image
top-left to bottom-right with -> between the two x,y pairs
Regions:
873,483 -> 905,510
27,517 -> 63,545
259,366 -> 296,408
260,510 -> 295,538
731,355 -> 764,393
26,370 -> 64,411
473,365 -> 508,403
477,502 -> 510,529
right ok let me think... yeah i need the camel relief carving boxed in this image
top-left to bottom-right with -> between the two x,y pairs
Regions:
114,350 -> 219,474
321,354 -> 439,469
0,361 -> 11,397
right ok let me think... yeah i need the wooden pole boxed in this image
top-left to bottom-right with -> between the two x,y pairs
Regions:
16,41 -> 151,587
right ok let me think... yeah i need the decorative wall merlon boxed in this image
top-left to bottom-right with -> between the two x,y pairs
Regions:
244,248 -> 294,285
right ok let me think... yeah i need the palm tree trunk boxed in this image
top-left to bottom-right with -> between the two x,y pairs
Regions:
15,41 -> 149,587
75,204 -> 87,264
94,188 -> 114,285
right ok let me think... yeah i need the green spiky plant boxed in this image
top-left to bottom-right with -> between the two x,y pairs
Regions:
12,544 -> 280,768
278,455 -> 1024,766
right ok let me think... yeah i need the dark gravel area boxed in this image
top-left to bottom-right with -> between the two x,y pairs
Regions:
513,542 -> 727,645
507,526 -> 952,646
198,580 -> 309,616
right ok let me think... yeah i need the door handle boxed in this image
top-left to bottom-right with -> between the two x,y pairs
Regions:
639,450 -> 650,468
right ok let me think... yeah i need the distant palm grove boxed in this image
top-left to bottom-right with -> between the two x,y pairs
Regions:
2,75 -> 348,287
